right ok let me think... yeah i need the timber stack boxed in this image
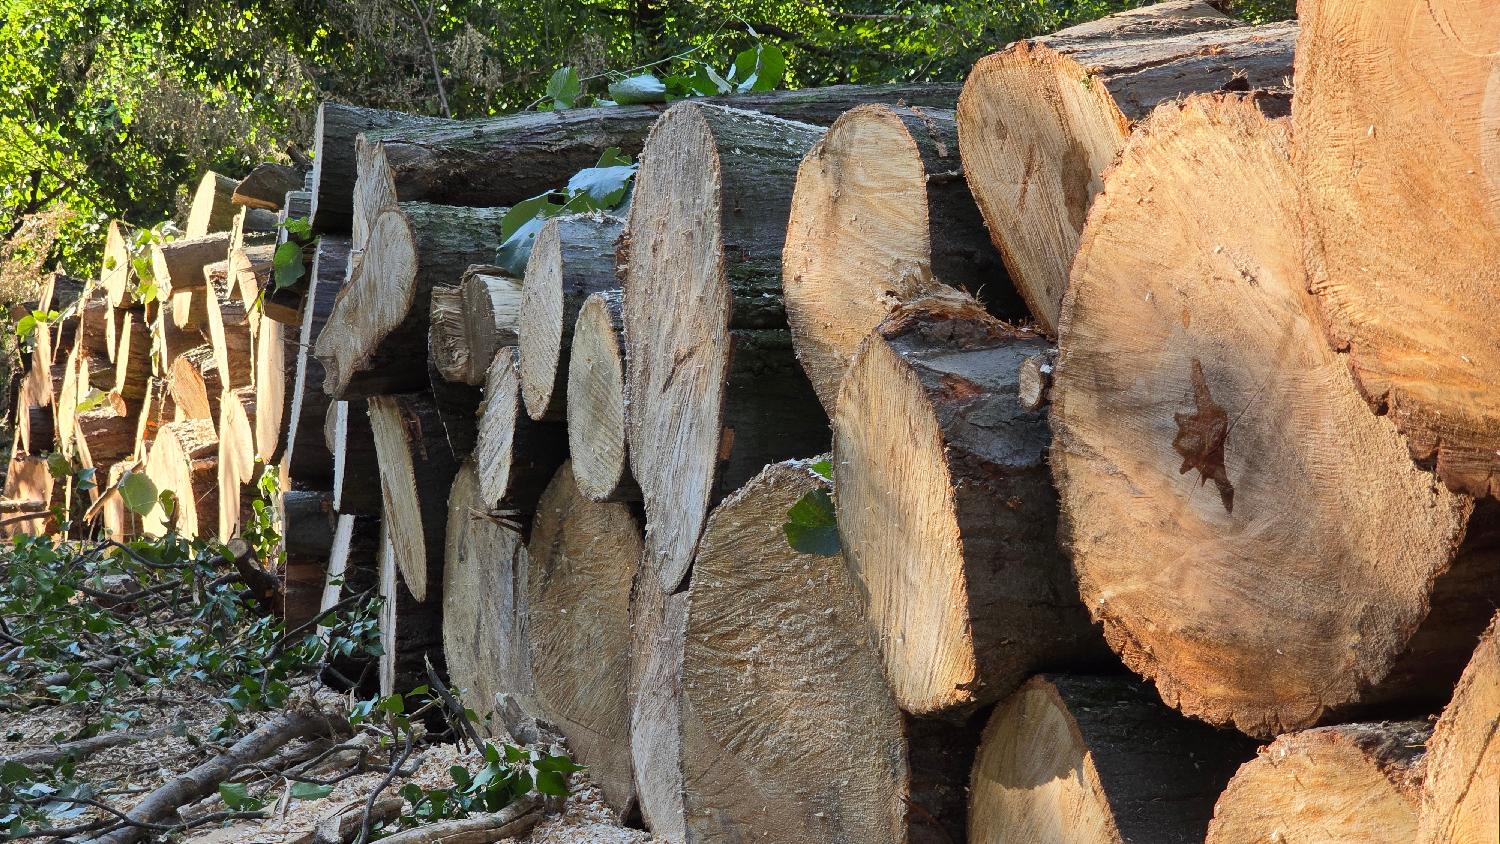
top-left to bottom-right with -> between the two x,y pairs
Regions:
3,1 -> 1496,840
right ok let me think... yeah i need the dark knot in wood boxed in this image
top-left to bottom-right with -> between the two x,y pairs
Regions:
1173,359 -> 1234,513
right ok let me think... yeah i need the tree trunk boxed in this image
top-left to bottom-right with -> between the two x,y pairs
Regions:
310,102 -> 456,233
566,291 -> 637,502
167,344 -> 223,423
956,2 -> 1295,332
784,104 -> 1018,411
367,391 -> 459,602
622,103 -> 830,593
522,461 -> 639,814
1419,612 -> 1500,843
184,171 -> 240,237
518,213 -> 623,421
970,675 -> 1256,844
101,221 -> 137,308
1295,0 -> 1500,498
834,291 -> 1103,715
472,348 -> 567,531
442,458 -> 530,731
1050,95 -> 1500,737
316,203 -> 509,399
427,285 -> 483,458
216,386 -> 258,541
141,418 -> 218,538
233,162 -> 305,211
1206,722 -> 1427,844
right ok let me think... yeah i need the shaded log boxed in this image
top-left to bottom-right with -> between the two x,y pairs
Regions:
1419,612 -> 1500,843
310,102 -> 455,233
325,399 -> 382,517
140,418 -> 218,538
37,271 -> 84,316
429,282 -> 474,385
233,163 -> 305,211
378,517 -> 446,696
956,3 -> 1295,331
472,348 -> 566,529
132,377 -> 175,459
75,403 -> 135,483
151,233 -> 232,301
184,171 -> 240,237
427,285 -> 482,458
154,299 -> 205,375
566,291 -> 636,502
367,391 -> 459,602
275,236 -> 345,485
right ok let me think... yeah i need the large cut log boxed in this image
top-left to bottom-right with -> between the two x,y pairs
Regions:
75,402 -> 135,484
472,348 -> 567,528
783,104 -> 1017,410
141,418 -> 218,538
255,313 -> 334,482
167,345 -> 223,423
203,263 -> 255,389
458,265 -> 522,386
310,102 -> 455,233
111,308 -> 151,402
1295,0 -> 1500,498
184,171 -> 239,237
1206,722 -> 1427,844
0,454 -> 56,537
956,3 -> 1295,332
1050,95 -> 1500,737
622,103 -> 829,592
216,386 -> 258,541
76,286 -> 112,360
628,555 -> 688,841
518,213 -> 623,420
368,391 -> 460,602
566,291 -> 636,502
1420,613 -> 1500,843
233,163 -> 304,211
271,236 -> 344,484
970,675 -> 1255,844
522,462 -> 639,814
316,203 -> 509,399
834,291 -> 1103,715
680,459 -> 964,843
427,284 -> 482,457
100,220 -> 137,307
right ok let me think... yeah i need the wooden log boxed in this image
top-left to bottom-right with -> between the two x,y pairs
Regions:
141,418 -> 218,538
1419,612 -> 1500,843
428,282 -> 473,385
230,242 -> 275,312
316,202 -> 509,399
233,163 -> 304,211
167,344 -> 223,423
956,3 -> 1295,332
522,462 -> 639,814
1050,95 -> 1500,737
834,291 -> 1102,715
622,103 -> 830,592
151,232 -> 231,300
1296,0 -> 1500,498
274,236 -> 345,485
37,271 -> 84,316
132,377 -> 174,459
427,284 -> 482,458
101,220 -> 137,307
442,458 -> 529,732
111,308 -> 150,402
0,454 -> 56,537
203,260 -> 255,389
458,265 -> 522,385
628,558 -> 689,842
1206,722 -> 1427,844
472,348 -> 567,527
76,286 -> 112,360
310,102 -> 456,233
378,515 -> 446,696
325,399 -> 382,517
184,171 -> 239,238
75,401 -> 135,484
154,299 -> 204,375
229,205 -> 279,265
970,675 -> 1255,844
17,402 -> 53,456
260,191 -> 315,324
518,213 -> 623,420
216,386 -> 258,541
784,104 -> 1017,410
566,291 -> 636,502
367,391 -> 460,602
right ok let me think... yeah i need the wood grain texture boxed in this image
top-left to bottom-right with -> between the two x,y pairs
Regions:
1420,613 -> 1500,844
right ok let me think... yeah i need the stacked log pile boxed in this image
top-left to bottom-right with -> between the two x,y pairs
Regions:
5,1 -> 1497,840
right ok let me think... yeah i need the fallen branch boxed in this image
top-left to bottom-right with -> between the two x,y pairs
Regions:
371,796 -> 541,844
1,727 -> 167,769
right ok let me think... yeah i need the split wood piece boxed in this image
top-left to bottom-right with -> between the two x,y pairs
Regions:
101,220 -> 137,307
203,260 -> 255,389
230,242 -> 275,312
167,344 -> 223,423
1017,347 -> 1058,411
75,403 -> 135,484
368,391 -> 460,602
622,103 -> 830,592
377,516 -> 447,696
523,462 -> 639,814
1295,0 -> 1500,498
680,460 -> 911,843
472,348 -> 567,528
275,237 -> 346,484
57,348 -> 109,451
427,285 -> 482,458
111,309 -> 150,402
184,171 -> 238,238
1050,95 -> 1500,737
233,162 -> 304,210
1420,612 -> 1500,843
140,418 -> 218,538
229,205 -> 278,262
458,265 -> 522,386
325,400 -> 382,516
76,286 -> 113,359
956,3 -> 1296,332
168,288 -> 204,333
216,387 -> 258,541
357,84 -> 962,213
253,318 -> 291,464
0,454 -> 56,537
309,102 -> 456,233
152,232 -> 232,301
316,202 -> 509,399
443,459 -> 530,732
970,675 -> 1255,844
16,402 -> 53,456
260,192 -> 315,324
131,377 -> 174,459
1206,722 -> 1428,844
834,291 -> 1102,715
566,291 -> 637,502
154,299 -> 204,376
784,103 -> 1017,411
519,213 -> 623,420
628,559 -> 689,842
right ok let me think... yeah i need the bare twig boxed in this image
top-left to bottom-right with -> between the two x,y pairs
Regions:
353,730 -> 414,844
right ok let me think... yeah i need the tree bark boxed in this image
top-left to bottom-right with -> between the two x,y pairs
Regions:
110,308 -> 150,403
458,265 -> 522,386
310,102 -> 456,233
1050,95 -> 1500,737
275,236 -> 346,486
971,675 -> 1256,844
472,348 -> 567,532
367,390 -> 459,602
1419,612 -> 1500,844
784,104 -> 1019,411
316,203 -> 509,399
1295,0 -> 1500,498
834,291 -> 1104,715
1206,722 -> 1427,844
566,291 -> 637,502
184,171 -> 240,238
957,2 -> 1295,332
622,103 -> 830,593
518,213 -> 623,420
232,162 -> 305,211
141,417 -> 218,538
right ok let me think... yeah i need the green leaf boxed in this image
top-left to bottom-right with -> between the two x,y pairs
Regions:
565,162 -> 636,209
808,459 -> 832,481
272,241 -> 305,291
45,452 -> 71,478
535,769 -> 568,796
499,194 -> 559,241
495,214 -> 548,277
14,314 -> 36,341
607,74 -> 667,105
545,66 -> 581,109
136,281 -> 158,306
218,782 -> 263,811
784,489 -> 840,556
282,217 -> 312,239
0,761 -> 33,785
733,43 -> 785,92
290,782 -> 333,800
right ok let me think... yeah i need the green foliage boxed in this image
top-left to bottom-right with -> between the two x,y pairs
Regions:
115,471 -> 158,517
495,147 -> 638,275
784,488 -> 840,556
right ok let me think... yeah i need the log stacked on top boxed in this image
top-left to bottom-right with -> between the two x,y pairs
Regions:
7,1 -> 1499,840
